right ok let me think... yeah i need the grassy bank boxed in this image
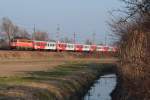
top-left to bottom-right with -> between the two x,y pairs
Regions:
0,62 -> 116,100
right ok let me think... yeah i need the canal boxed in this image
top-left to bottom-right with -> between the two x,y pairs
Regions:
83,74 -> 117,100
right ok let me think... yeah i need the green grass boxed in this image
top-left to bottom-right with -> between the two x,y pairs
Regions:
0,63 -> 114,83
0,63 -> 115,84
0,62 -> 91,85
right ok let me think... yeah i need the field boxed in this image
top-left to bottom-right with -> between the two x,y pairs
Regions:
0,58 -> 116,76
0,50 -> 117,76
0,51 -> 117,100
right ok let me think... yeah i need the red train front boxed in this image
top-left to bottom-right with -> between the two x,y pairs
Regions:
10,39 -> 34,49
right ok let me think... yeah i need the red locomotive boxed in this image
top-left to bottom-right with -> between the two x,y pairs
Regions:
11,39 -> 33,49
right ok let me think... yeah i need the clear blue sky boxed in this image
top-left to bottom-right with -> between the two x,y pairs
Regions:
0,0 -> 123,44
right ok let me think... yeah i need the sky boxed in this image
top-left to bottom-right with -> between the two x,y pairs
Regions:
0,0 -> 123,44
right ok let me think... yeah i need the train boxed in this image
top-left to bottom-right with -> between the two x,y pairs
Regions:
10,38 -> 117,52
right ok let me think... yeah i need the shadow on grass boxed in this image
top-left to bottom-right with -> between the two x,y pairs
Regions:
22,63 -> 90,81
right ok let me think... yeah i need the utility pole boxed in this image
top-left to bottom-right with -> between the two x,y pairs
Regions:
32,24 -> 36,41
105,33 -> 107,46
56,24 -> 60,42
32,24 -> 36,49
73,32 -> 76,44
92,32 -> 96,44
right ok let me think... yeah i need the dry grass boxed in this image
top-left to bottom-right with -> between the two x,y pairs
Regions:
0,58 -> 117,76
0,61 -> 116,100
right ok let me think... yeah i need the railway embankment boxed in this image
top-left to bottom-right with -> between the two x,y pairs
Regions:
0,62 -> 116,100
0,50 -> 116,59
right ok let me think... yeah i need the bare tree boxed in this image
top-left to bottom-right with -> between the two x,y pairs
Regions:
14,28 -> 31,39
1,17 -> 18,47
0,32 -> 8,49
0,17 -> 31,49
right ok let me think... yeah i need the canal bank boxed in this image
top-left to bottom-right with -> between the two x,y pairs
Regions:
0,62 -> 117,100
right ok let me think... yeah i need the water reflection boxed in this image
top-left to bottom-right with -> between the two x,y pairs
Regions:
84,74 -> 117,100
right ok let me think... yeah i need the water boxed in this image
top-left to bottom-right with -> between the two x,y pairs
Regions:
84,74 -> 117,100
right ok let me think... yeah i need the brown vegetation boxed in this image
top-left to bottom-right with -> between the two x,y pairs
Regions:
110,0 -> 150,100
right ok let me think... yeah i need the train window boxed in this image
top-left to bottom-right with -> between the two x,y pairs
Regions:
17,39 -> 20,42
12,39 -> 17,42
17,39 -> 32,43
52,44 -> 54,46
27,41 -> 32,43
70,45 -> 73,48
